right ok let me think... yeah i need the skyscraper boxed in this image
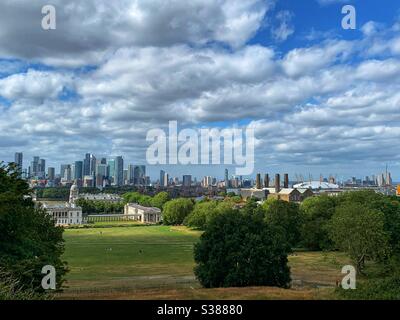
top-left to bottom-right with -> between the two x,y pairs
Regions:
108,159 -> 115,184
96,163 -> 108,187
127,164 -> 135,184
224,169 -> 229,188
83,153 -> 91,176
160,170 -> 165,186
115,156 -> 124,186
183,175 -> 192,187
14,152 -> 23,177
30,156 -> 40,177
74,161 -> 83,181
47,167 -> 55,181
134,165 -> 146,185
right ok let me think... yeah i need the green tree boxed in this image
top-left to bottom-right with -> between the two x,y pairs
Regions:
162,198 -> 194,225
151,191 -> 170,209
329,202 -> 390,274
184,200 -> 219,229
122,192 -> 143,204
337,191 -> 400,258
194,209 -> 291,288
263,199 -> 302,247
0,163 -> 67,293
300,194 -> 337,250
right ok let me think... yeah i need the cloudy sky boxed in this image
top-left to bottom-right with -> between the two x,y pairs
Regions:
1,0 -> 400,181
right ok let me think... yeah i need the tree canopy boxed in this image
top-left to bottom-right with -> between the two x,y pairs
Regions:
194,208 -> 291,288
0,163 -> 67,294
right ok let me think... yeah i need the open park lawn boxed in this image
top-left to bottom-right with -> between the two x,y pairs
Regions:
57,225 -> 351,300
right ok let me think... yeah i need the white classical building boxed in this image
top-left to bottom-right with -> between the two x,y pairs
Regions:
124,203 -> 162,224
42,181 -> 83,226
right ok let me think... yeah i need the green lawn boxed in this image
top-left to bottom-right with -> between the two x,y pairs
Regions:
60,225 -> 350,299
62,225 -> 202,292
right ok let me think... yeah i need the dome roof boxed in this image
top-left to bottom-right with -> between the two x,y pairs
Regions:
293,181 -> 339,189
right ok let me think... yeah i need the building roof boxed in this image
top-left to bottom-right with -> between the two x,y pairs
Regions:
278,188 -> 298,195
293,181 -> 339,190
126,203 -> 161,213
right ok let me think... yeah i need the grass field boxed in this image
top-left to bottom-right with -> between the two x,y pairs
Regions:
58,225 -> 351,300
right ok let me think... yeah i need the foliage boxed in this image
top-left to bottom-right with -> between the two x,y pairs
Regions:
0,268 -> 47,300
162,198 -> 194,225
0,163 -> 67,295
262,199 -> 302,247
300,194 -> 337,250
329,202 -> 390,274
150,191 -> 170,209
194,208 -> 291,288
184,200 -> 219,229
336,272 -> 400,300
122,192 -> 143,204
75,198 -> 124,214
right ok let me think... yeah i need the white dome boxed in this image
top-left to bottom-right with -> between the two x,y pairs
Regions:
293,181 -> 339,189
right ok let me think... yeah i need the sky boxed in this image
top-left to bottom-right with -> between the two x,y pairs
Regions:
1,0 -> 400,181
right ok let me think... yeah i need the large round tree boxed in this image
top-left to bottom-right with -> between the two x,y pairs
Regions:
194,208 -> 291,288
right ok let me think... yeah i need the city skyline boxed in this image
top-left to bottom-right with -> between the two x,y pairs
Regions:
7,151 -> 397,184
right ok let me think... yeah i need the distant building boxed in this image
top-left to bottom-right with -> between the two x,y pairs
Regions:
239,187 -> 313,203
115,156 -> 124,186
124,203 -> 162,224
14,152 -> 23,177
79,193 -> 122,202
41,182 -> 83,226
134,165 -> 146,185
293,181 -> 339,190
183,175 -> 192,187
47,167 -> 55,181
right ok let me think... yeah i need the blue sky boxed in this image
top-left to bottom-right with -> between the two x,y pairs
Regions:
1,0 -> 400,181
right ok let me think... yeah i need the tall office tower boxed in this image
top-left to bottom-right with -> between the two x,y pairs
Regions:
134,165 -> 146,185
64,165 -> 72,181
47,167 -> 55,181
264,174 -> 270,188
96,163 -> 108,187
183,175 -> 192,187
160,170 -> 165,186
126,164 -> 135,184
284,173 -> 289,188
164,173 -> 169,187
90,154 -> 97,176
224,169 -> 229,187
123,169 -> 128,184
83,153 -> 91,176
108,159 -> 115,184
60,164 -> 69,178
100,158 -> 107,165
38,158 -> 46,174
14,152 -> 23,175
71,164 -> 75,181
30,156 -> 40,177
74,161 -> 83,181
115,156 -> 124,186
275,174 -> 281,193
255,173 -> 262,189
